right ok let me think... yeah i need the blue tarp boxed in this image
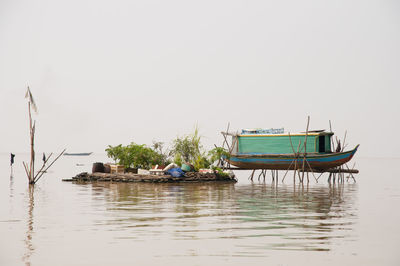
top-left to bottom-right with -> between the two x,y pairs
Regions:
166,168 -> 185,178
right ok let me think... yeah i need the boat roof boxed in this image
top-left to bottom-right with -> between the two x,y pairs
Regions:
222,130 -> 334,137
238,131 -> 334,137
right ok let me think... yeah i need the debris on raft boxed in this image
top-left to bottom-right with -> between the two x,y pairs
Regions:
62,171 -> 237,183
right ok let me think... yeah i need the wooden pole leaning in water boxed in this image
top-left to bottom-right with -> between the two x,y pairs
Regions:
23,87 -> 65,185
249,169 -> 255,181
28,101 -> 35,184
329,120 -> 335,152
33,149 -> 65,184
288,133 -> 302,183
33,153 -> 53,180
301,116 -> 310,183
295,141 -> 301,183
345,163 -> 356,183
285,132 -> 296,183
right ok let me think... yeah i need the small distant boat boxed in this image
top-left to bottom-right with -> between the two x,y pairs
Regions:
63,152 -> 93,156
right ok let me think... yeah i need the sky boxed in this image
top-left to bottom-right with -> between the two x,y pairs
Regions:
0,0 -> 399,157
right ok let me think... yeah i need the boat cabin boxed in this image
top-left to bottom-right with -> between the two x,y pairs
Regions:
231,129 -> 333,155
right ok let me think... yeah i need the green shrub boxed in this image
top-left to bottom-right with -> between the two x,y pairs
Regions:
106,142 -> 164,169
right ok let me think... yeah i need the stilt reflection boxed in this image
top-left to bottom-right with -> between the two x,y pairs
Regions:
22,185 -> 35,266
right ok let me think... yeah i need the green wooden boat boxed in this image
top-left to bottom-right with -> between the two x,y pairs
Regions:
223,130 -> 359,171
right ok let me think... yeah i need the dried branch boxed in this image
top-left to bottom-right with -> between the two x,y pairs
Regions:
33,153 -> 53,180
33,149 -> 66,184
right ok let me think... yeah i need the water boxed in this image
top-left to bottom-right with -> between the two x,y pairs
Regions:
1,153 -> 399,265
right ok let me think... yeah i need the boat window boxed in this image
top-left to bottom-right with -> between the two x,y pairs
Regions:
318,136 -> 326,153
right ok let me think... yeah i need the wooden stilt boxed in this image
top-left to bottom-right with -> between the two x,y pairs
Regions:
249,169 -> 255,181
301,116 -> 310,183
344,163 -> 356,183
282,159 -> 294,182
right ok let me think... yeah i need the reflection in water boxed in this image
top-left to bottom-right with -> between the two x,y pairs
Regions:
83,181 -> 357,255
22,185 -> 35,266
234,183 -> 357,252
10,172 -> 14,198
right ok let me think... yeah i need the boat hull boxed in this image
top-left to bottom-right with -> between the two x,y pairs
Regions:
227,145 -> 359,171
63,152 -> 93,156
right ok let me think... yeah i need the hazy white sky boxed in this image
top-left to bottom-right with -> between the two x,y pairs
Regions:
1,0 -> 399,157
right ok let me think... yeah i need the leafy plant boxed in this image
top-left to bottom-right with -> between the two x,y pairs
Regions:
152,141 -> 170,166
211,166 -> 230,178
170,127 -> 201,164
170,127 -> 214,171
106,127 -> 231,172
193,155 -> 210,171
208,147 -> 230,165
106,144 -> 126,164
106,142 -> 164,169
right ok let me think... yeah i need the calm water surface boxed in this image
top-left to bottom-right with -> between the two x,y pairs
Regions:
0,154 -> 399,265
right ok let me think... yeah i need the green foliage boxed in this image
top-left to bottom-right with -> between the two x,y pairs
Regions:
105,142 -> 164,169
152,141 -> 171,166
170,127 -> 202,166
105,144 -> 125,164
106,127 -> 231,172
208,147 -> 230,164
193,155 -> 210,172
170,127 -> 216,171
211,166 -> 229,177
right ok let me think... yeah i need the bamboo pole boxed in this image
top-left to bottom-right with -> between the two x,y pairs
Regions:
28,101 -> 33,182
282,159 -> 295,182
23,162 -> 30,182
288,132 -> 298,184
344,163 -> 356,183
33,149 -> 66,184
294,141 -> 301,183
304,157 -> 318,182
301,116 -> 310,182
288,132 -> 296,154
258,170 -> 263,181
316,172 -> 324,181
222,123 -> 231,151
249,169 -> 255,181
33,153 -> 53,180
329,120 -> 335,152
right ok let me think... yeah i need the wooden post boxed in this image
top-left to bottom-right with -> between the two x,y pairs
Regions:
282,159 -> 295,182
249,169 -> 255,181
33,149 -> 66,184
301,116 -> 310,182
294,140 -> 301,182
329,120 -> 335,152
304,158 -> 318,182
258,170 -> 263,181
23,87 -> 65,185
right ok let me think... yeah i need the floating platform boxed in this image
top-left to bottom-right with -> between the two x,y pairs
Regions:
63,172 -> 237,183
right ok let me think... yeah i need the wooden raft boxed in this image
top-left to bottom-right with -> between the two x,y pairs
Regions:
63,172 -> 237,183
